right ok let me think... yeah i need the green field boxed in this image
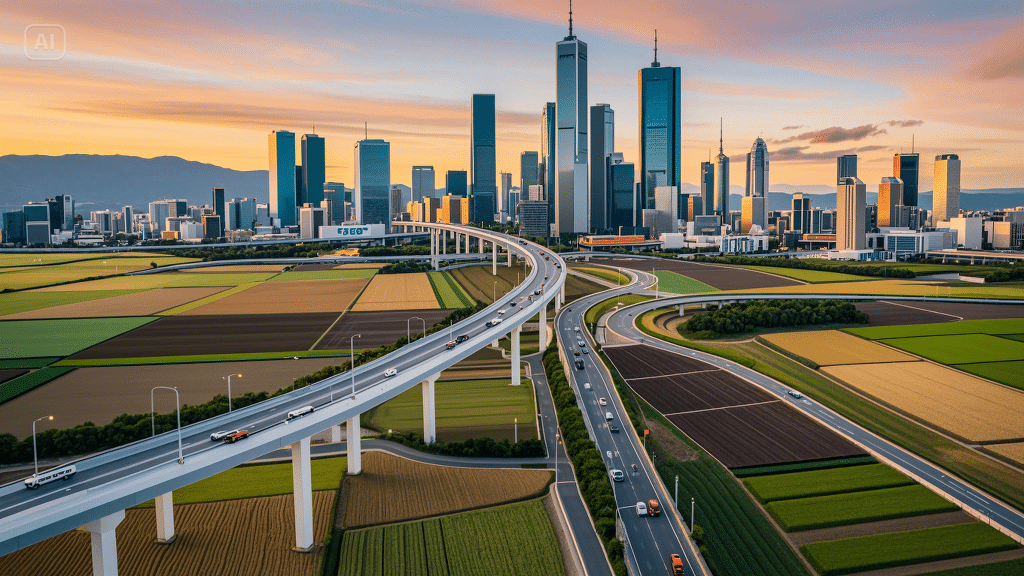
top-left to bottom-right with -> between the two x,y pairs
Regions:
428,271 -> 474,308
0,254 -> 98,267
270,269 -> 375,281
801,522 -> 1018,576
570,265 -> 630,285
55,349 -> 352,367
846,318 -> 1024,340
732,456 -> 877,478
766,484 -> 960,532
136,456 -> 346,506
653,270 -> 718,295
880,333 -> 1024,364
584,294 -> 653,325
0,317 -> 157,359
0,358 -> 59,369
0,367 -> 76,404
0,290 -> 141,317
367,378 -> 537,440
737,265 -> 866,283
743,463 -> 913,503
917,558 -> 1024,576
0,257 -> 198,291
336,499 -> 564,576
955,361 -> 1024,392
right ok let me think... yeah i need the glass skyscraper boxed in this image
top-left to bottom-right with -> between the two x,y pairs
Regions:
302,134 -> 325,208
607,153 -> 635,231
638,56 -> 681,212
714,122 -> 730,218
541,102 -> 556,224
354,139 -> 391,231
412,166 -> 435,202
700,161 -> 714,217
893,153 -> 920,207
590,104 -> 614,232
556,18 -> 588,235
520,152 -> 539,202
747,138 -> 769,198
446,170 -> 468,197
471,94 -> 496,223
837,154 -> 858,184
269,130 -> 296,227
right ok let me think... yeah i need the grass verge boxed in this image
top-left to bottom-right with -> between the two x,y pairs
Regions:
652,270 -> 718,295
583,294 -> 652,325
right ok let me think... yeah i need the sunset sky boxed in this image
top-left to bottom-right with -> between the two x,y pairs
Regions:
2,0 -> 1023,193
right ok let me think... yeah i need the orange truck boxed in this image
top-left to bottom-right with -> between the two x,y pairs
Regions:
670,554 -> 685,575
225,430 -> 249,443
648,499 -> 661,516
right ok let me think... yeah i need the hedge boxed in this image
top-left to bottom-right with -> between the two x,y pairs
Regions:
682,299 -> 868,338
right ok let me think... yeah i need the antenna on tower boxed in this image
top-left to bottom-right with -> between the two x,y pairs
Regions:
719,118 -> 724,155
364,122 -> 368,140
912,134 -> 915,154
653,29 -> 658,66
568,0 -> 573,37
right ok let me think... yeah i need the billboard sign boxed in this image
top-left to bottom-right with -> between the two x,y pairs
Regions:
319,224 -> 385,240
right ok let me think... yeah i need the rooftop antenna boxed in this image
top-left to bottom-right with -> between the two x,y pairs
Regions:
719,118 -> 724,155
653,29 -> 659,66
568,0 -> 573,37
364,122 -> 368,140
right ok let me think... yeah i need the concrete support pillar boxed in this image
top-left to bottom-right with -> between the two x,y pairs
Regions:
492,242 -> 498,275
347,414 -> 361,475
539,302 -> 547,350
422,375 -> 437,444
507,246 -> 512,267
679,304 -> 685,316
442,230 -> 447,255
559,283 -> 565,304
511,326 -> 521,386
465,233 -> 470,253
330,424 -> 342,443
479,236 -> 485,253
82,510 -> 125,576
456,233 -> 461,254
290,437 -> 314,552
555,291 -> 561,312
155,492 -> 175,544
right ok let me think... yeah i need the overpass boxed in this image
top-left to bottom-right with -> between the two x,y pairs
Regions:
0,223 -> 566,575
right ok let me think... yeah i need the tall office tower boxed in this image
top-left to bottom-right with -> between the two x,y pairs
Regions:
302,133 -> 325,208
713,121 -> 730,217
323,183 -> 346,224
471,94 -> 497,223
295,166 -> 304,215
700,161 -> 714,217
528,185 -> 544,201
390,187 -> 404,220
412,166 -> 436,202
555,9 -> 588,235
837,177 -> 866,250
607,153 -> 635,231
201,214 -> 222,239
590,103 -> 614,231
354,138 -> 391,231
121,206 -> 133,235
211,187 -> 226,237
837,154 -> 858,184
269,130 -> 297,226
893,152 -> 920,207
148,200 -> 170,233
237,198 -> 257,231
256,204 -> 270,227
638,42 -> 681,212
741,196 -> 767,233
500,171 -> 513,215
791,194 -> 811,234
933,154 -> 961,224
519,201 -> 550,238
446,170 -> 468,197
2,211 -> 26,244
541,102 -> 556,224
520,152 -> 539,202
653,186 -> 677,235
687,196 -> 704,222
168,199 -> 188,218
59,195 -> 74,230
747,138 -> 769,197
877,176 -> 903,227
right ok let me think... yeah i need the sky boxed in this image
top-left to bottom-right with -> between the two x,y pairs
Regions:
2,0 -> 1023,193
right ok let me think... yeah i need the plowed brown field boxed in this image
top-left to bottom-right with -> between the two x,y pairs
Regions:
351,274 -> 438,311
2,287 -> 226,320
343,452 -> 552,528
181,278 -> 367,315
0,491 -> 334,576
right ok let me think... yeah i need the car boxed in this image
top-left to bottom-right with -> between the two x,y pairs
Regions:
609,424 -> 620,433
582,348 -> 589,354
574,359 -> 584,370
788,390 -> 803,399
533,289 -> 542,295
224,430 -> 249,443
578,340 -> 586,347
498,309 -> 507,315
287,406 -> 315,420
583,382 -> 592,390
485,318 -> 503,327
648,499 -> 661,516
636,501 -> 648,516
574,326 -> 580,332
610,469 -> 624,482
670,554 -> 686,575
446,340 -> 457,349
384,368 -> 398,378
23,464 -> 77,490
598,397 -> 607,406
507,300 -> 517,306
605,411 -> 614,421
573,349 -> 580,356
456,334 -> 469,343
210,430 -> 239,442
544,274 -> 548,279
606,450 -> 613,459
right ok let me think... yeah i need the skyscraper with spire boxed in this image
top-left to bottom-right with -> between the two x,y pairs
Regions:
638,30 -> 682,212
713,120 -> 730,218
555,1 -> 588,235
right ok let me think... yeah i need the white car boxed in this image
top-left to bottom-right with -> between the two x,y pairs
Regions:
384,368 -> 398,378
486,318 -> 503,327
211,430 -> 238,441
598,397 -> 607,406
610,469 -> 624,482
498,309 -> 507,315
788,390 -> 803,399
584,382 -> 592,391
636,501 -> 648,516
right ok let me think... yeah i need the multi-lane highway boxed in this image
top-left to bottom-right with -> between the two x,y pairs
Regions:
0,225 -> 564,556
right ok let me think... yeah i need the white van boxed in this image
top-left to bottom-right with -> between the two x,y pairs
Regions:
24,465 -> 77,489
605,412 -> 614,421
583,382 -> 592,391
287,405 -> 314,420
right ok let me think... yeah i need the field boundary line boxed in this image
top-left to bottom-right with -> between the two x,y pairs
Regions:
158,282 -> 257,315
309,311 -> 347,351
882,300 -> 964,321
626,369 -> 720,381
663,399 -> 781,417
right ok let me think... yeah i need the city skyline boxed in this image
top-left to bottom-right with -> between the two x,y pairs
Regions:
4,2 -> 1020,195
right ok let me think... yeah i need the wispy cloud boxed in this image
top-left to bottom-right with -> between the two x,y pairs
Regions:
773,124 -> 888,145
781,125 -> 804,131
771,145 -> 888,162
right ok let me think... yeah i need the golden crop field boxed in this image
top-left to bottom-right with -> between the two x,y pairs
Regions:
0,492 -> 334,576
761,330 -> 917,366
343,452 -> 552,528
987,443 -> 1024,467
723,278 -> 1024,300
33,274 -> 183,292
2,287 -> 225,319
181,278 -> 368,315
351,273 -> 439,311
189,264 -> 288,273
823,361 -> 1024,443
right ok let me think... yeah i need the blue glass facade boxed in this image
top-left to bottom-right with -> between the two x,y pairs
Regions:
354,139 -> 391,231
639,64 -> 681,211
446,170 -> 468,197
607,154 -> 635,231
541,102 -> 556,224
302,134 -> 325,208
894,153 -> 920,207
556,35 -> 588,235
268,131 -> 296,226
590,104 -> 614,231
520,152 -> 539,197
471,94 -> 496,223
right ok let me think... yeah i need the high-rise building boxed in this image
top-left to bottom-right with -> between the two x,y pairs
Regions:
354,138 -> 391,231
471,94 -> 496,223
148,200 -> 170,234
590,103 -> 614,231
299,205 -> 326,239
412,166 -> 435,202
59,195 -> 74,230
446,170 -> 468,197
555,12 -> 588,235
211,187 -> 225,237
499,171 -> 513,215
225,198 -> 257,231
541,102 -> 556,224
269,131 -> 297,226
837,154 -> 857,184
877,176 -> 903,228
791,194 -> 811,234
700,161 -> 714,217
390,187 -> 404,220
422,197 -> 441,223
741,196 -> 767,233
686,196 -> 704,222
295,166 -> 304,215
837,177 -> 866,250
520,152 -> 539,204
933,154 -> 961,224
2,211 -> 26,244
893,152 -> 920,207
439,194 -> 469,224
201,214 -> 222,240
638,45 -> 681,212
747,138 -> 769,198
713,121 -> 730,217
323,183 -> 346,224
653,186 -> 677,236
168,199 -> 187,218
302,133 -> 325,208
607,153 -> 635,231
121,206 -> 133,235
518,201 -> 550,238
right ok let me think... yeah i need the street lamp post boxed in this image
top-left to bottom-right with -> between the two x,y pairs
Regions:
691,497 -> 696,532
223,373 -> 242,411
151,386 -> 184,465
350,334 -> 362,398
31,415 -> 53,479
555,433 -> 560,482
407,316 -> 425,344
514,418 -> 518,444
493,281 -> 497,303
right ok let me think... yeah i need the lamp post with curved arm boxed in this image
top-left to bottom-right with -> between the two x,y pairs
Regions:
151,386 -> 184,465
407,316 -> 425,344
223,373 -> 242,411
350,334 -> 362,398
31,415 -> 53,479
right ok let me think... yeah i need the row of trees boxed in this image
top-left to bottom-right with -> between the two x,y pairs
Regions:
382,431 -> 543,458
682,299 -> 869,338
693,255 -> 917,278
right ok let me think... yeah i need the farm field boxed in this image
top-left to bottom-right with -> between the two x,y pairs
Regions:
562,274 -> 604,303
181,278 -> 368,314
986,442 -> 1024,467
0,256 -> 198,291
0,316 -> 157,359
0,369 -> 27,383
188,264 -> 288,273
624,371 -> 774,413
765,484 -> 959,531
427,270 -> 474,308
853,301 -> 961,326
269,268 -> 377,281
157,283 -> 258,315
568,264 -> 630,284
1,287 -> 225,319
653,270 -> 718,295
0,492 -> 335,576
737,265 -> 865,283
314,309 -> 453,350
0,253 -> 111,267
880,333 -> 1024,364
0,357 -> 344,434
595,257 -> 802,290
730,278 -> 1024,300
916,558 -> 1024,576
892,301 -> 1024,321
743,463 -> 914,503
801,522 -> 1018,576
342,452 -> 552,528
32,271 -> 276,291
449,264 -> 530,304
366,378 -> 537,442
957,361 -> 1024,392
0,289 -> 140,316
822,361 -> 1024,443
337,499 -> 564,576
68,312 -> 339,359
760,330 -> 916,366
351,273 -> 439,311
0,367 -> 76,405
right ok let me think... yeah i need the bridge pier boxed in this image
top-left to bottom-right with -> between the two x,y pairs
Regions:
555,291 -> 561,312
155,492 -> 175,543
507,246 -> 512,267
442,230 -> 447,255
456,233 -> 461,254
430,229 -> 438,270
492,242 -> 497,275
347,414 -> 362,474
330,424 -> 342,443
559,283 -> 565,306
82,509 -> 125,576
511,326 -> 521,386
422,374 -> 438,444
539,302 -> 547,350
465,233 -> 470,253
290,437 -> 314,552
479,236 -> 485,253
678,304 -> 685,316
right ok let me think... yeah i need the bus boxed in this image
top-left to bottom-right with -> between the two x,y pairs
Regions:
24,465 -> 77,490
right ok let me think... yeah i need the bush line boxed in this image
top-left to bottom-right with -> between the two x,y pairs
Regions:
682,299 -> 868,339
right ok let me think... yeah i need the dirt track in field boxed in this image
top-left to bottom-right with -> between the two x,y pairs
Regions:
180,278 -> 367,315
2,287 -> 226,320
314,309 -> 452,350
